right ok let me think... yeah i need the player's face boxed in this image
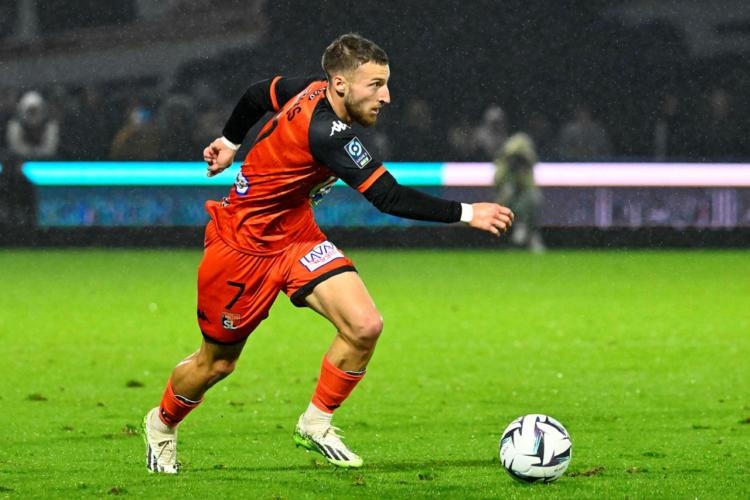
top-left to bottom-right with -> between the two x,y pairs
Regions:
344,62 -> 390,127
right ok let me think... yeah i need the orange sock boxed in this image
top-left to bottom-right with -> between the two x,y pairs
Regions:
158,379 -> 202,428
311,356 -> 365,412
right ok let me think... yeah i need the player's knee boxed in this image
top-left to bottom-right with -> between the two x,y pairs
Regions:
348,312 -> 383,349
208,358 -> 237,382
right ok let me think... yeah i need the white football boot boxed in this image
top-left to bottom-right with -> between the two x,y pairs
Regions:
293,415 -> 364,468
142,407 -> 180,474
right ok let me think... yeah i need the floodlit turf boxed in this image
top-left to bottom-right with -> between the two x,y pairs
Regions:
0,248 -> 748,499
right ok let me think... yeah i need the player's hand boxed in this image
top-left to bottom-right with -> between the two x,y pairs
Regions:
203,138 -> 237,177
467,202 -> 514,236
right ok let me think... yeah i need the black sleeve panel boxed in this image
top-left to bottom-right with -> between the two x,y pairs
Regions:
308,103 -> 384,188
362,170 -> 462,223
306,96 -> 460,223
275,76 -> 321,105
221,78 -> 275,144
221,76 -> 320,145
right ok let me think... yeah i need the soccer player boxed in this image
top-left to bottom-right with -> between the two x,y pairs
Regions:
143,33 -> 513,473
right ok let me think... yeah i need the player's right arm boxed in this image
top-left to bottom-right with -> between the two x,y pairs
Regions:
204,76 -> 318,176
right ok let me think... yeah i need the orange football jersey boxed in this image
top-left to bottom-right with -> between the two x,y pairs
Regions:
207,77 -> 385,254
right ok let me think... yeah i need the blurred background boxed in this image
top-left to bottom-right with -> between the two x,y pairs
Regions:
1,0 -> 749,247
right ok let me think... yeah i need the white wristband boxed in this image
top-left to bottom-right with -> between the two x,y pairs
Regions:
220,136 -> 241,151
460,203 -> 474,223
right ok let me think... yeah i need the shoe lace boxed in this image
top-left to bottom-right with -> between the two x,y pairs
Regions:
155,438 -> 177,463
320,426 -> 350,447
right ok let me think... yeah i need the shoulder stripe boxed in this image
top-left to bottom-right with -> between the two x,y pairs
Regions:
269,76 -> 282,111
356,165 -> 387,193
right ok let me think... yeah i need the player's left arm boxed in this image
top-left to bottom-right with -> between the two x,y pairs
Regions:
309,120 -> 512,236
360,170 -> 513,236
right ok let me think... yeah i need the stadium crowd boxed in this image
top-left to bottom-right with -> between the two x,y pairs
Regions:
2,0 -> 750,230
1,75 -> 747,165
2,1 -> 749,165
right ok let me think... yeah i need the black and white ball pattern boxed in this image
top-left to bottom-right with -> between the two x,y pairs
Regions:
499,414 -> 572,483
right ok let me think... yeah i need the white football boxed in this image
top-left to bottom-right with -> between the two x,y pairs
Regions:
499,414 -> 572,483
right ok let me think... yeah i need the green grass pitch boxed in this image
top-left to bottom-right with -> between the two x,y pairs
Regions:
1,248 -> 748,499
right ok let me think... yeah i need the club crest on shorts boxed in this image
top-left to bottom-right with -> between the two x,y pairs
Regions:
300,241 -> 344,272
344,137 -> 372,168
221,312 -> 241,330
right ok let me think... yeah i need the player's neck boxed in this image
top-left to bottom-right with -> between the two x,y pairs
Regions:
326,89 -> 352,125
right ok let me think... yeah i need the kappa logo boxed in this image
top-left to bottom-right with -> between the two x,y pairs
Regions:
330,120 -> 349,136
197,309 -> 209,322
300,241 -> 344,272
344,137 -> 372,168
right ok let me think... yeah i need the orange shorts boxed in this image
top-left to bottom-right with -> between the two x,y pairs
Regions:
196,221 -> 356,344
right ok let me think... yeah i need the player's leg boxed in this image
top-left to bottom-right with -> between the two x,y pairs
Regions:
144,220 -> 278,473
292,270 -> 383,468
143,339 -> 246,473
304,270 -> 383,372
159,338 -> 247,424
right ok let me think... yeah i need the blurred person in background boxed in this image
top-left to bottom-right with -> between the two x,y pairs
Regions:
142,33 -> 514,474
523,110 -> 557,161
469,104 -> 508,160
60,85 -> 116,160
446,116 -> 474,161
0,87 -> 20,157
0,89 -> 40,227
0,154 -> 36,227
155,94 -> 199,160
390,98 -> 442,161
189,78 -> 231,154
109,101 -> 160,160
557,102 -> 612,161
494,132 -> 545,253
5,90 -> 60,160
447,104 -> 508,160
651,91 -> 693,161
693,87 -> 743,161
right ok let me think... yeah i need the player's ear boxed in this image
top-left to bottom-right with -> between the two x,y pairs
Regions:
331,74 -> 347,97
